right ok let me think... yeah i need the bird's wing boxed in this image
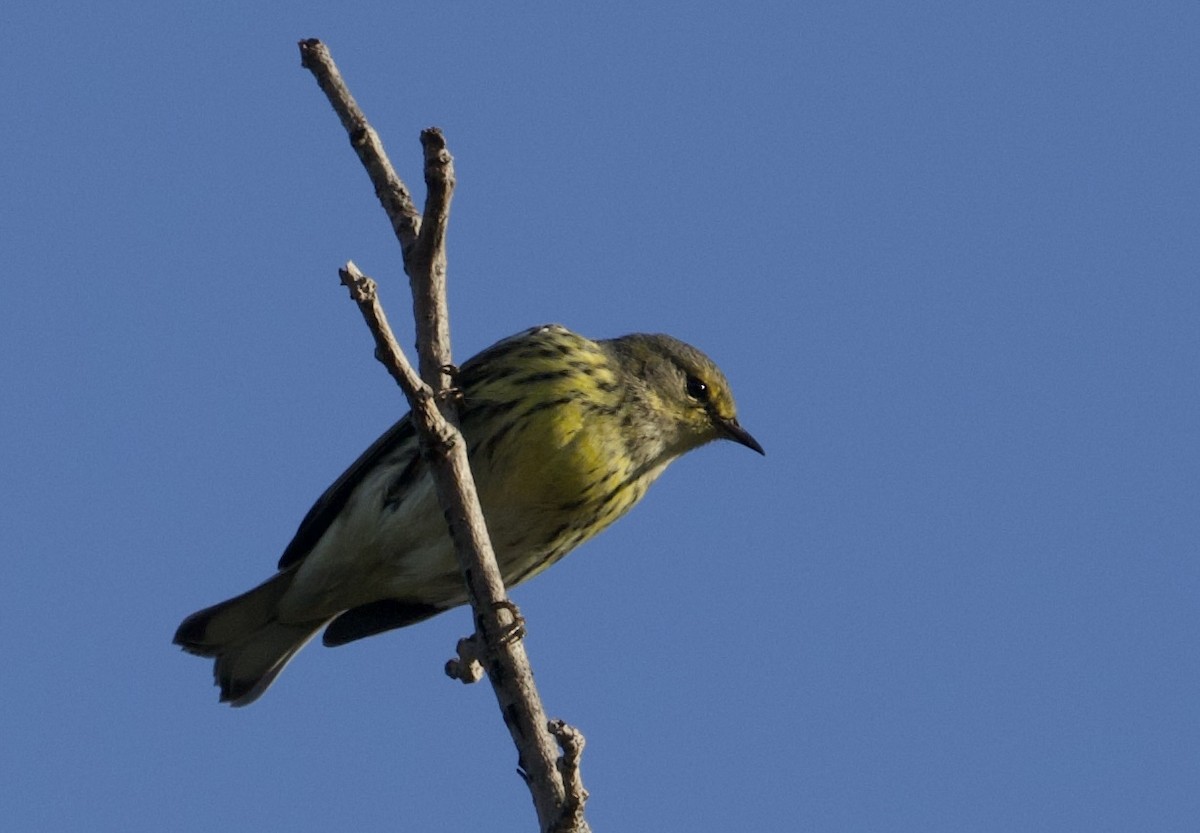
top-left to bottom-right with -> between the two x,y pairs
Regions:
276,416 -> 417,570
274,325 -> 565,572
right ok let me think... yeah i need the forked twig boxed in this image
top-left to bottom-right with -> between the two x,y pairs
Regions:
301,39 -> 589,833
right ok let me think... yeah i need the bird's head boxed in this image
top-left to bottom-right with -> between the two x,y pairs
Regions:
607,333 -> 764,461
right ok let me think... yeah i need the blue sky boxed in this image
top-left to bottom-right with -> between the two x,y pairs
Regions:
4,2 -> 1198,830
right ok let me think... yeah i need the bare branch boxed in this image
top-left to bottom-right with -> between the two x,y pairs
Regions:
336,263 -> 448,439
409,127 -> 456,390
298,39 -> 421,259
549,720 -> 590,831
337,263 -> 582,832
304,38 -> 590,831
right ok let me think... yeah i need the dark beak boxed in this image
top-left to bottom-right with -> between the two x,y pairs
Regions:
719,417 -> 765,456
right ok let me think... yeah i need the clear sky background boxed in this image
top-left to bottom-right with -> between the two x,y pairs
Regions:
4,3 -> 1198,831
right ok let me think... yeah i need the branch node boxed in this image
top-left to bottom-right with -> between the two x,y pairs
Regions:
339,260 -> 377,302
445,634 -> 485,684
548,720 -> 589,832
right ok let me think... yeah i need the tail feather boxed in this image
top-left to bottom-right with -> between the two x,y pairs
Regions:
174,569 -> 329,707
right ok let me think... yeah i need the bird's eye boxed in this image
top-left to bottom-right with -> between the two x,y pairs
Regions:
685,375 -> 709,402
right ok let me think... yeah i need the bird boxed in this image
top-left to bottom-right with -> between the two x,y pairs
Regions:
174,324 -> 763,705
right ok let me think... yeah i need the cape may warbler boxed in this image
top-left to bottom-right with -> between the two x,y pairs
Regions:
175,324 -> 762,705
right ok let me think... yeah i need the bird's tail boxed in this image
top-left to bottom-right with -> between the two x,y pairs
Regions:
173,568 -> 329,707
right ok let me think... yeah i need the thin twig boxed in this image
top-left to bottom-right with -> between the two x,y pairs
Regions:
299,39 -> 422,259
336,263 -> 448,442
409,128 -> 456,389
304,39 -> 589,833
548,720 -> 590,831
338,263 -> 580,831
